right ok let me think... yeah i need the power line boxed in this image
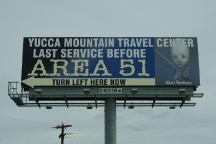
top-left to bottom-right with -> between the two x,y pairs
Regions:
0,116 -> 51,129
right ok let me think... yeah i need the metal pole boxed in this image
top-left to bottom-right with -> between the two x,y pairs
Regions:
105,98 -> 116,144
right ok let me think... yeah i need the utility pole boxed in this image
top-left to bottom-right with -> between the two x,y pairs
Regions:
53,123 -> 72,144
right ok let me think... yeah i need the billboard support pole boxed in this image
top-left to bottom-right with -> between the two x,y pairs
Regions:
105,98 -> 116,144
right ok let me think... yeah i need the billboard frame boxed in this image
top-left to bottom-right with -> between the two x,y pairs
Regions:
8,82 -> 203,108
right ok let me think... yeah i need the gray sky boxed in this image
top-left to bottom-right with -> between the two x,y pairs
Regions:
0,0 -> 216,144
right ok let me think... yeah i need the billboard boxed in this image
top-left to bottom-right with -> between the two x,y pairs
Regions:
21,37 -> 200,89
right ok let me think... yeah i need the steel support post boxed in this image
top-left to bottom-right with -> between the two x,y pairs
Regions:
105,98 -> 116,144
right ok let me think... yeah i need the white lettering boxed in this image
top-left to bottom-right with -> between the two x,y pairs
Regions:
90,60 -> 111,76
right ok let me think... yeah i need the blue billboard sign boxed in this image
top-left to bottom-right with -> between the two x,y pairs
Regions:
21,37 -> 200,89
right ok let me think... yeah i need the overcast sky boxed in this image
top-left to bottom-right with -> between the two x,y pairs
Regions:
0,0 -> 216,144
